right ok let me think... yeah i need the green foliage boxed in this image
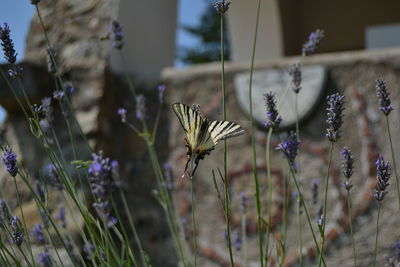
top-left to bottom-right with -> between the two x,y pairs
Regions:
178,5 -> 230,64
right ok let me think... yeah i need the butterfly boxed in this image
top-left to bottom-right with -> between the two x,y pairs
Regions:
172,103 -> 245,176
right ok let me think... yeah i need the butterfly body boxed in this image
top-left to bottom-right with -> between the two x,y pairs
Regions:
172,103 -> 244,176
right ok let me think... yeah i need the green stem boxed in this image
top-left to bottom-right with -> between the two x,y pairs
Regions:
372,201 -> 380,267
248,0 -> 264,266
12,177 -> 36,267
297,196 -> 303,266
385,116 -> 400,209
220,11 -> 234,267
295,93 -> 300,139
264,128 -> 273,265
190,179 -> 197,267
118,189 -> 146,266
318,142 -> 334,267
347,191 -> 356,267
288,164 -> 325,266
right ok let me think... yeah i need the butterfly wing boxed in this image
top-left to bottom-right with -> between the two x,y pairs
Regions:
206,120 -> 244,145
172,103 -> 205,172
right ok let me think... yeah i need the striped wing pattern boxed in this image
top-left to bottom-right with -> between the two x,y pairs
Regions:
198,120 -> 244,151
172,103 -> 204,150
172,102 -> 244,175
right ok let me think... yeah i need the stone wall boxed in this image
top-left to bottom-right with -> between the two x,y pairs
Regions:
1,1 -> 176,266
162,47 -> 400,266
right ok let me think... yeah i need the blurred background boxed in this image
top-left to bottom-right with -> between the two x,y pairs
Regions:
2,1 -> 400,266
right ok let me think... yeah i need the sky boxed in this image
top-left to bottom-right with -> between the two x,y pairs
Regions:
0,0 -> 207,122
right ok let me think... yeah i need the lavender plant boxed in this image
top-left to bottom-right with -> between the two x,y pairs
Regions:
375,78 -> 400,209
373,155 -> 391,267
319,93 -> 345,267
340,147 -> 356,267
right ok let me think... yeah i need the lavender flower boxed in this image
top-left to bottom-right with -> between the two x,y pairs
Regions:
2,146 -> 18,177
38,251 -> 52,267
213,0 -> 231,13
375,78 -> 394,116
374,155 -> 391,201
311,178 -> 320,204
163,162 -> 173,190
83,242 -> 95,260
340,147 -> 354,191
158,84 -> 166,103
326,93 -> 345,142
10,216 -> 24,246
7,66 -> 23,79
36,181 -> 46,203
46,163 -> 63,190
55,206 -> 67,228
288,63 -> 302,93
302,29 -> 324,56
88,152 -> 117,227
110,20 -> 124,50
0,23 -> 17,64
233,230 -> 242,251
391,241 -> 400,260
53,91 -> 64,100
31,224 -> 45,244
135,95 -> 146,120
239,191 -> 248,214
0,200 -> 11,226
46,46 -> 57,74
117,108 -> 127,123
264,92 -> 282,131
39,97 -> 54,131
276,131 -> 300,169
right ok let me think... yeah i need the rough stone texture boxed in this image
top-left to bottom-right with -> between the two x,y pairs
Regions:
234,65 -> 327,128
163,47 -> 400,266
1,1 -> 176,266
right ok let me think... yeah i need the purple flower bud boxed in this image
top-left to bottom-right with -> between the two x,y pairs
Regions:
31,223 -> 45,244
2,146 -> 18,177
276,132 -> 300,169
46,46 -> 57,74
53,91 -> 65,100
158,84 -> 166,103
47,163 -> 63,190
88,152 -> 117,227
375,78 -> 394,116
302,29 -> 324,56
31,0 -> 41,5
264,92 -> 282,131
0,23 -> 17,64
110,20 -> 124,50
374,155 -> 391,201
7,66 -> 23,79
288,64 -> 302,93
83,242 -> 95,260
213,0 -> 231,14
233,230 -> 242,251
340,147 -> 354,191
117,108 -> 127,123
0,200 -> 11,225
10,216 -> 24,246
326,93 -> 345,142
38,251 -> 52,267
239,191 -> 248,214
135,95 -> 146,120
55,206 -> 67,228
311,178 -> 320,205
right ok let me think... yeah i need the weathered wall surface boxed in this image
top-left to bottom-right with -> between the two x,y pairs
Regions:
1,1 -> 176,266
163,48 -> 400,266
